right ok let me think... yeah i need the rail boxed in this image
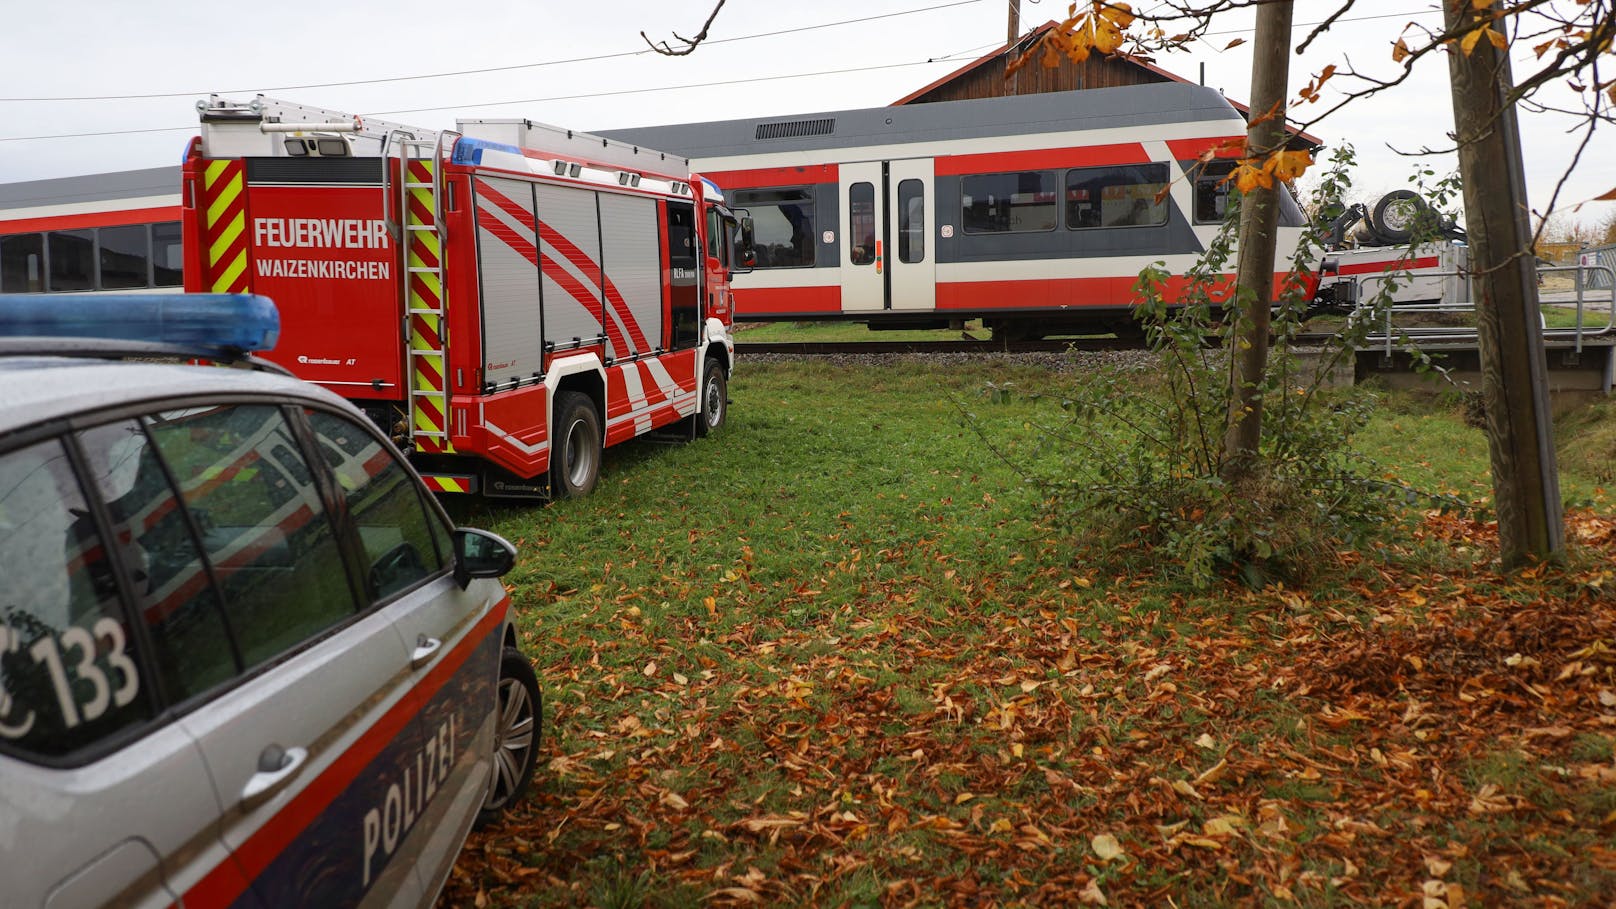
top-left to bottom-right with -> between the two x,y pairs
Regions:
1356,264 -> 1616,356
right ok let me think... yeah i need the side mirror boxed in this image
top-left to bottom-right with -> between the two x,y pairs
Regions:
452,527 -> 517,589
732,211 -> 756,275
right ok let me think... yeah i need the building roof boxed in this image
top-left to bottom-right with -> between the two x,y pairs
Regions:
891,21 -> 1323,149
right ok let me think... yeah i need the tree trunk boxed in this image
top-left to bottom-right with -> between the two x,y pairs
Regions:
1444,1 -> 1564,567
1220,0 -> 1293,480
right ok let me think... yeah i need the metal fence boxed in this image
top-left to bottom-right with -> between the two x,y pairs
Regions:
1581,243 -> 1616,290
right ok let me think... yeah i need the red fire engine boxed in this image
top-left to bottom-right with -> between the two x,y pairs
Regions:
182,96 -> 741,498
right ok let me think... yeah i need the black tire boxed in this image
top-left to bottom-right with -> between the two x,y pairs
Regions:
695,360 -> 728,438
1369,190 -> 1427,244
549,390 -> 601,498
477,647 -> 541,828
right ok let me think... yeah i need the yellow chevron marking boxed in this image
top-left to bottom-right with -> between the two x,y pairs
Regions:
206,174 -> 242,229
209,211 -> 244,265
211,253 -> 246,293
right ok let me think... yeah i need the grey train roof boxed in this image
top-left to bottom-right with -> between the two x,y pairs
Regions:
0,166 -> 180,213
595,83 -> 1244,160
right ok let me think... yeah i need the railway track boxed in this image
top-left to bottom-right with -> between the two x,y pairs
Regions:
735,334 -> 1342,356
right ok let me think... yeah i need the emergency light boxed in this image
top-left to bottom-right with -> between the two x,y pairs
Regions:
0,294 -> 281,352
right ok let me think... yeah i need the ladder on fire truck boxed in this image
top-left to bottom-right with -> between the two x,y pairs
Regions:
396,131 -> 456,455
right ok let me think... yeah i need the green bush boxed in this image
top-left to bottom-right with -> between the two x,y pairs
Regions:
1015,148 -> 1459,588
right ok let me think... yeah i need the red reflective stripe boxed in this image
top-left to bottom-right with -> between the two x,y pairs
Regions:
1337,256 -> 1442,276
934,143 -> 1149,176
182,598 -> 510,906
0,205 -> 182,234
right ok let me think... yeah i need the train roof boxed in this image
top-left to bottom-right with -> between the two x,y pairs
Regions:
596,83 -> 1246,161
0,166 -> 180,214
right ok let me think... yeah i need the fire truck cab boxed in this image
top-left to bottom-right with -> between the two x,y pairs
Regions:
183,96 -> 741,499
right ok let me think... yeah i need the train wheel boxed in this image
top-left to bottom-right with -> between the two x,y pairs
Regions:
549,390 -> 601,498
695,359 -> 728,438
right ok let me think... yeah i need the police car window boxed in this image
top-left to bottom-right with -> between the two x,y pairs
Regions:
306,410 -> 448,600
0,438 -> 150,758
146,405 -> 356,669
78,420 -> 237,701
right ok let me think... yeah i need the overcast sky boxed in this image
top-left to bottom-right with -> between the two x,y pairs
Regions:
1,0 -> 1609,229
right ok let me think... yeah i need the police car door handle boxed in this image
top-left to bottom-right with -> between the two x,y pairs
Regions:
411,635 -> 442,668
240,745 -> 308,804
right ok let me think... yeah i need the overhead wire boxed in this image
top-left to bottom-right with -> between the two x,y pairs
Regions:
0,0 -> 988,103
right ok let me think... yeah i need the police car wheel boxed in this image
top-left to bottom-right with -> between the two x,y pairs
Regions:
695,361 -> 728,438
478,648 -> 541,827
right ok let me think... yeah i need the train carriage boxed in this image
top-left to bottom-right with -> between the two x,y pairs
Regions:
602,82 -> 1309,338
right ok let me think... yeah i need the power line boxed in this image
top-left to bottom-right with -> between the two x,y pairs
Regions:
0,56 -> 978,143
0,0 -> 987,103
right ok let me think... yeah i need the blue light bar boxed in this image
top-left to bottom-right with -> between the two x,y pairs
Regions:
0,294 -> 280,351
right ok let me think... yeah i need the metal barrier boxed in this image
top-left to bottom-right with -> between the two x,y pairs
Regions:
1580,243 -> 1616,291
1354,264 -> 1616,356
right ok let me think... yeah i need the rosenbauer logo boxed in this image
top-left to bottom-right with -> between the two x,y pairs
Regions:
252,217 -> 392,281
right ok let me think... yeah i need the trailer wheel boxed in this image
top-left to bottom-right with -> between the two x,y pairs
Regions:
695,359 -> 728,438
476,647 -> 541,828
1369,190 -> 1427,244
550,390 -> 601,498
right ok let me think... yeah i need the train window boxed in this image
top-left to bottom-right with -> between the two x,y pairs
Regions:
1194,162 -> 1240,223
48,230 -> 95,292
1066,164 -> 1169,230
897,179 -> 924,264
849,183 -> 876,266
730,187 -> 815,269
961,171 -> 1057,234
1,233 -> 45,293
152,223 -> 183,287
99,225 -> 151,290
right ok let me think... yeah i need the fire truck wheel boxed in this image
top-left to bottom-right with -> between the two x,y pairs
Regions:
550,391 -> 601,498
1369,190 -> 1426,244
696,360 -> 728,437
477,647 -> 541,828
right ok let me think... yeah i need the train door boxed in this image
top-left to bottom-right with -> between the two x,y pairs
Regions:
838,159 -> 936,313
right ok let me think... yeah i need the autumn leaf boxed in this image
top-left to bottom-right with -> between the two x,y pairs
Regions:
1224,37 -> 1245,50
1091,832 -> 1125,861
1393,38 -> 1412,62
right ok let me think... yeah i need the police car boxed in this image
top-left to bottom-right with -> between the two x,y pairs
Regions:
0,294 -> 540,907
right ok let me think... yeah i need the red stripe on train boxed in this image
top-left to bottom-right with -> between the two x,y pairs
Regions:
732,285 -> 841,318
934,143 -> 1149,176
0,205 -> 182,234
704,164 -> 838,190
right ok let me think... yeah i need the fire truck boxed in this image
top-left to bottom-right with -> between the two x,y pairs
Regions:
183,96 -> 742,499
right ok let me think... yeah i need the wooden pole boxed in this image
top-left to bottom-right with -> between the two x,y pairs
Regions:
1444,1 -> 1564,566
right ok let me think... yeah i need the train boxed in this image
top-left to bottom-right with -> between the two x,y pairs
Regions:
600,82 -> 1310,339
0,167 -> 183,295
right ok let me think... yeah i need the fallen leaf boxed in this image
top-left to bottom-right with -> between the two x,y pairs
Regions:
1091,833 -> 1125,862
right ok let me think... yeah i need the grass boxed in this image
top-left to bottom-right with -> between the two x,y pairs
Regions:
440,352 -> 1616,908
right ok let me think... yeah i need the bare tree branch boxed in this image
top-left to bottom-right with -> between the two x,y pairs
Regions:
642,0 -> 727,57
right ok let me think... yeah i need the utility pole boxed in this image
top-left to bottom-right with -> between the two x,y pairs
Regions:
1445,1 -> 1564,566
1007,0 -> 1020,48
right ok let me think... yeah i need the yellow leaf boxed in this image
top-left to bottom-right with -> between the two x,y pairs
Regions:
955,792 -> 975,804
1091,832 -> 1125,861
1487,27 -> 1507,50
989,818 -> 1014,834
